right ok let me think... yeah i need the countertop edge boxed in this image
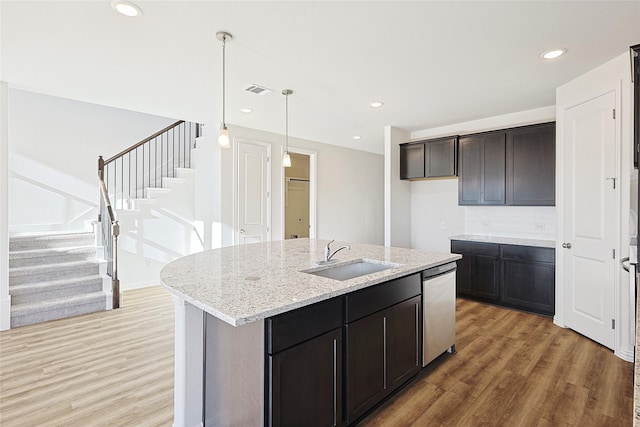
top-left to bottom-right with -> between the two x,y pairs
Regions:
450,234 -> 555,249
162,250 -> 461,327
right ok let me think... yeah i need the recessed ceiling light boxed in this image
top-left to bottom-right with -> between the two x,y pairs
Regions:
111,0 -> 142,17
541,48 -> 567,60
353,136 -> 362,140
241,108 -> 253,114
370,101 -> 384,108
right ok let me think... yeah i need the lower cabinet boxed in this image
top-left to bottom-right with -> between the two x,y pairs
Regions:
451,240 -> 555,316
266,274 -> 422,426
344,277 -> 422,425
266,298 -> 344,427
268,328 -> 343,427
451,241 -> 500,303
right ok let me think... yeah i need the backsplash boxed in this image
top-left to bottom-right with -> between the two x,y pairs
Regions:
465,206 -> 556,240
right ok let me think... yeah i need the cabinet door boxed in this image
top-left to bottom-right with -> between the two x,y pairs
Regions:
458,135 -> 483,204
454,255 -> 473,297
459,131 -> 505,205
345,310 -> 385,424
386,296 -> 421,392
399,143 -> 425,180
501,246 -> 555,316
268,328 -> 343,427
473,255 -> 500,302
506,123 -> 555,206
482,132 -> 506,205
426,137 -> 457,178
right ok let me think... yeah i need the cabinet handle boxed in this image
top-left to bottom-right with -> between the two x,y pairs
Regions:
383,316 -> 387,390
562,242 -> 572,249
333,338 -> 337,427
415,302 -> 419,367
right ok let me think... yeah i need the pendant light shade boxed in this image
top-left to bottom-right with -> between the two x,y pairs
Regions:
216,31 -> 232,148
282,89 -> 293,168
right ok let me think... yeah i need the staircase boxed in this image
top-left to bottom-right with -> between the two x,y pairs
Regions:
9,232 -> 107,328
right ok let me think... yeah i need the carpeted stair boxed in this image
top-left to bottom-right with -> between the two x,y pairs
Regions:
9,232 -> 107,327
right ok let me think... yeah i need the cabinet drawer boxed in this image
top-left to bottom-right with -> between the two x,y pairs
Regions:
266,297 -> 342,354
501,245 -> 554,263
451,240 -> 499,257
345,274 -> 420,323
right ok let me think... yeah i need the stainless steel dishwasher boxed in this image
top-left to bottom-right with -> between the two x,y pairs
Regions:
422,262 -> 457,366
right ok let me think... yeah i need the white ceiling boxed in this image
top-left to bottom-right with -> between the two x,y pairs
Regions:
1,1 -> 639,154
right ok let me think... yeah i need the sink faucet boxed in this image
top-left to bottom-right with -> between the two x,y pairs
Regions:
324,239 -> 351,263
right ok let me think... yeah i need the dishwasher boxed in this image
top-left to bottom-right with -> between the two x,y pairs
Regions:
422,262 -> 457,366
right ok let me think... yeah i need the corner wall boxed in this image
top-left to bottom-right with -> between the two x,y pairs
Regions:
0,82 -> 10,330
7,89 -> 176,233
384,126 -> 411,248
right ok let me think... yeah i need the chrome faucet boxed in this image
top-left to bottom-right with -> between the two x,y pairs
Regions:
324,239 -> 350,263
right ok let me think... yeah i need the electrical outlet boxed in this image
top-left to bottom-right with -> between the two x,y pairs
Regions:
534,223 -> 545,231
440,222 -> 446,230
481,221 -> 490,228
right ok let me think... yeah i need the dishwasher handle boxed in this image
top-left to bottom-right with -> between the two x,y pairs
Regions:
422,262 -> 457,280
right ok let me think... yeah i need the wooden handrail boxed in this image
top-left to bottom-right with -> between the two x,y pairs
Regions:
104,120 -> 185,164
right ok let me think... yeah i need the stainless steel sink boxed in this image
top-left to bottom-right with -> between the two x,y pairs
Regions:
303,259 -> 399,281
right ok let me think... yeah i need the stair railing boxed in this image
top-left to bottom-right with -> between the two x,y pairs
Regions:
101,120 -> 201,210
97,120 -> 200,307
98,156 -> 120,309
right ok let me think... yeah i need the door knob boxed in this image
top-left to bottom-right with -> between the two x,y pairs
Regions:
240,229 -> 245,234
562,242 -> 572,249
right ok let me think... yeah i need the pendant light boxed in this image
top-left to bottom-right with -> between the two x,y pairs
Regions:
216,31 -> 232,148
282,89 -> 293,167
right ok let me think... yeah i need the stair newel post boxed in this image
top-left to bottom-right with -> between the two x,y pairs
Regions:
98,156 -> 104,223
112,220 -> 120,309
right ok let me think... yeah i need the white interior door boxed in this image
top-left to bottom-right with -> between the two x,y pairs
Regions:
237,141 -> 270,244
563,91 -> 616,349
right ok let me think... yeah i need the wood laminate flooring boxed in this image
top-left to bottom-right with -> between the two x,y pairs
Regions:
0,287 -> 633,426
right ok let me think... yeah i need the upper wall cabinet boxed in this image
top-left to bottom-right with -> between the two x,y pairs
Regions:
399,136 -> 458,180
458,122 -> 556,206
458,131 -> 506,205
506,123 -> 556,206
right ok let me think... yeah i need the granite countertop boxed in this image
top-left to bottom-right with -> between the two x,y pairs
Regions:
160,238 -> 460,327
450,234 -> 555,249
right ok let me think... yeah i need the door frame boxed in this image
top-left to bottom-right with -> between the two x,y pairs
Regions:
555,54 -> 633,361
280,146 -> 317,240
233,139 -> 272,245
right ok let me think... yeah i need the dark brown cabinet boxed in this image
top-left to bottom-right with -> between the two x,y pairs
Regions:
450,240 -> 500,303
451,240 -> 555,316
344,275 -> 421,425
268,329 -> 342,427
506,123 -> 555,206
458,123 -> 555,206
501,245 -> 555,316
458,131 -> 506,205
400,137 -> 458,180
266,298 -> 344,427
399,143 -> 425,179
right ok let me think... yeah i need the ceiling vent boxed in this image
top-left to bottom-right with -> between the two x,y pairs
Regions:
243,84 -> 272,96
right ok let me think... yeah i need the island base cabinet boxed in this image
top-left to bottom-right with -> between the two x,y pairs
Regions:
268,328 -> 343,427
345,295 -> 422,425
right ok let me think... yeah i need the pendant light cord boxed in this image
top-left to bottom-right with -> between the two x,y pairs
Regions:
285,92 -> 289,152
222,35 -> 226,126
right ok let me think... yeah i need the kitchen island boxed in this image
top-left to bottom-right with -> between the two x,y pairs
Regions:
161,238 -> 460,427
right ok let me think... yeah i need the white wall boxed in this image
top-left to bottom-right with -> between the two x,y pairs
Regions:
0,82 -> 10,330
7,89 -> 176,233
222,125 -> 384,246
384,126 -> 411,248
409,106 -> 557,252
